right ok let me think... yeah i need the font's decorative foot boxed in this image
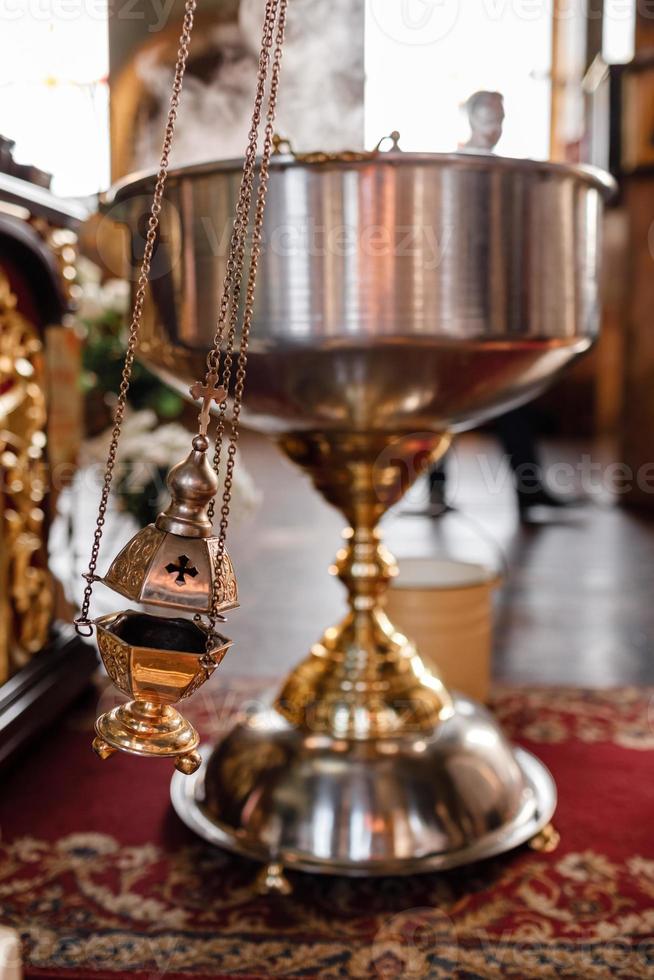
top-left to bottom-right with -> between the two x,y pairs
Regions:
529,822 -> 560,853
254,862 -> 293,896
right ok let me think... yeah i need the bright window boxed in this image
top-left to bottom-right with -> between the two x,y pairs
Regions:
0,4 -> 110,196
365,0 -> 553,159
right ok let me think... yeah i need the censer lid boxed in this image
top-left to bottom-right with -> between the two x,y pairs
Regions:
100,434 -> 238,615
156,433 -> 217,539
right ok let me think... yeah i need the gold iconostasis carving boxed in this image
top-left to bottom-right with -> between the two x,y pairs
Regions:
0,270 -> 54,681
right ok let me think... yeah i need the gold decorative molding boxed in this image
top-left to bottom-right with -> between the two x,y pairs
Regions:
0,270 -> 54,677
207,542 -> 239,606
103,525 -> 165,601
97,631 -> 131,696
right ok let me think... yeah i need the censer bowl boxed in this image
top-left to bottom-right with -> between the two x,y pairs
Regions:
107,151 -> 613,874
108,611 -> 209,655
94,610 -> 232,774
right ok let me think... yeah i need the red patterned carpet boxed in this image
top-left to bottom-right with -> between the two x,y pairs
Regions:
0,680 -> 653,979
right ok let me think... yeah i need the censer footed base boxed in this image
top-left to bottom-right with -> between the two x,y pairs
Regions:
94,700 -> 202,774
92,610 -> 232,774
170,694 -> 557,876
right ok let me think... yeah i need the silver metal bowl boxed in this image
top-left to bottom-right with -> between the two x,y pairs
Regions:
107,151 -> 614,433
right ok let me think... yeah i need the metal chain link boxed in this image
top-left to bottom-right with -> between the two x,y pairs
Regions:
205,0 -> 280,383
206,0 -> 281,516
205,0 -> 288,645
75,0 -> 288,644
75,0 -> 198,636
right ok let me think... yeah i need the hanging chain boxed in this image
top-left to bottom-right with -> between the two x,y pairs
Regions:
205,0 -> 283,497
204,0 -> 288,646
74,0 -> 198,637
205,0 -> 281,387
74,0 -> 288,645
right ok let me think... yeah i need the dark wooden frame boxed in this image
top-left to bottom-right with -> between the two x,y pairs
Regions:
0,623 -> 97,770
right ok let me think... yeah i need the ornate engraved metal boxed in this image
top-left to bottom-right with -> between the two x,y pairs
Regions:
100,435 -> 240,615
103,525 -> 164,601
0,271 -> 54,679
100,529 -> 238,616
92,435 -> 239,771
93,610 -> 232,774
207,541 -> 238,607
180,666 -> 212,702
96,630 -> 131,696
84,0 -> 285,780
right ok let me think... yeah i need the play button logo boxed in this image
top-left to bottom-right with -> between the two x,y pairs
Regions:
368,0 -> 461,46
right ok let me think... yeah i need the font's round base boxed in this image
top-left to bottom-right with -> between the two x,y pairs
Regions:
170,694 -> 556,876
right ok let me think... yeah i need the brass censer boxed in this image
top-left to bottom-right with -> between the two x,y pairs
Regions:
75,0 -> 289,773
90,418 -> 236,775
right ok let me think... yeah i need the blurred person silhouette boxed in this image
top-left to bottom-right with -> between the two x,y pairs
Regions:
428,405 -> 581,520
459,90 -> 505,153
426,92 -> 585,521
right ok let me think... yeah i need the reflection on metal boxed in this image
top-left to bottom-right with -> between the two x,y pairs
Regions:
100,440 -> 239,614
171,699 -> 557,876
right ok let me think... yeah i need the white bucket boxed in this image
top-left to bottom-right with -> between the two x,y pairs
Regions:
386,558 -> 500,703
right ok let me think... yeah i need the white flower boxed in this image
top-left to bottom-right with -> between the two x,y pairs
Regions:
74,257 -> 129,320
100,278 -> 130,315
75,255 -> 103,286
80,410 -> 261,526
75,280 -> 105,321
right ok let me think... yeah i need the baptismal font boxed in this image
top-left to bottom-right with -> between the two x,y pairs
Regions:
90,0 -> 615,874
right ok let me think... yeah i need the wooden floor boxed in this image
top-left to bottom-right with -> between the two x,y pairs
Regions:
225,431 -> 654,687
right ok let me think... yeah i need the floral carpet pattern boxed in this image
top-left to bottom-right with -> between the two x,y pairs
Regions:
0,682 -> 652,979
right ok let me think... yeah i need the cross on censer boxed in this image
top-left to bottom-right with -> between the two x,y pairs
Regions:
165,555 -> 199,586
189,370 -> 227,436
